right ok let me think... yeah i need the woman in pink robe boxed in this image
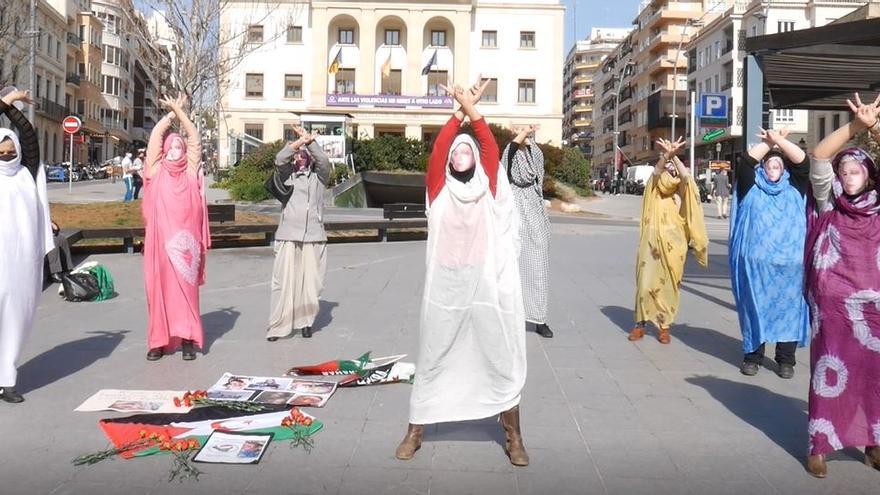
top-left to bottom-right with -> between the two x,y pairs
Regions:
142,94 -> 209,361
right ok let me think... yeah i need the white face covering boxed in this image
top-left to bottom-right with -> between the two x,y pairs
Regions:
0,129 -> 23,177
450,142 -> 476,172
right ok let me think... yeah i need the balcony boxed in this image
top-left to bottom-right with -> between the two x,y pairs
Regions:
575,61 -> 597,71
646,31 -> 690,53
573,119 -> 591,128
645,7 -> 701,30
36,98 -> 69,122
66,73 -> 81,86
67,32 -> 82,49
646,54 -> 687,76
573,76 -> 592,85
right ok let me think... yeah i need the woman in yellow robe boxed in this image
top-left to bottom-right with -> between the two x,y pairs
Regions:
629,137 -> 708,344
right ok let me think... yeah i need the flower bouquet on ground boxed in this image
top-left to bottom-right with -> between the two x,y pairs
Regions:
73,431 -> 202,482
173,390 -> 267,412
280,407 -> 318,453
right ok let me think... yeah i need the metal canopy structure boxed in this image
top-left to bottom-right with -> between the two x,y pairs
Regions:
745,18 -> 880,110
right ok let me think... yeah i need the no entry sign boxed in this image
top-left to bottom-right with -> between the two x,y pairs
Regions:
62,115 -> 82,134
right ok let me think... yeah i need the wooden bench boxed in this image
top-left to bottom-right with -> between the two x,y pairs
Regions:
207,204 -> 235,223
383,203 -> 426,220
70,218 -> 429,254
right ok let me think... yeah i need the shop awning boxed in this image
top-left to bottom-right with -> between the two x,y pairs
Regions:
745,17 -> 880,110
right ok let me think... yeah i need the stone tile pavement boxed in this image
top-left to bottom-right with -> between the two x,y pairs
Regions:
2,199 -> 878,494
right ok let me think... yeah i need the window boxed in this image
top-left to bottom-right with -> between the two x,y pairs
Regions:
520,31 -> 535,48
244,123 -> 263,141
245,73 -> 263,97
283,124 -> 296,142
334,68 -> 355,93
431,30 -> 446,47
287,26 -> 302,43
483,78 -> 498,103
381,69 -> 402,95
832,113 -> 841,130
714,75 -> 720,93
247,25 -> 264,43
339,28 -> 354,45
777,21 -> 795,33
518,79 -> 536,103
427,70 -> 448,96
56,41 -> 61,60
714,40 -> 721,58
384,29 -> 400,46
705,78 -> 712,93
482,30 -> 497,48
818,116 -> 826,141
284,74 -> 303,99
775,109 -> 794,123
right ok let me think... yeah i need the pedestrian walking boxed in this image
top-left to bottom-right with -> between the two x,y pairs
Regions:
131,149 -> 145,200
121,152 -> 134,202
711,169 -> 731,218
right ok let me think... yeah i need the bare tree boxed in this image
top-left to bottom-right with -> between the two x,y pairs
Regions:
138,0 -> 301,112
0,1 -> 32,87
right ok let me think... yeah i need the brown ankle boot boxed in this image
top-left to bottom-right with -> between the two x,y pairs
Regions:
866,446 -> 880,470
628,326 -> 645,341
806,454 -> 827,478
395,423 -> 424,460
657,327 -> 671,344
500,405 -> 529,466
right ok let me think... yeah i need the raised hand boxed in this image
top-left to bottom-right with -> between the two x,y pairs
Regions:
468,74 -> 491,104
756,127 -> 773,145
1,89 -> 34,106
656,136 -> 686,159
766,128 -> 791,144
847,92 -> 880,129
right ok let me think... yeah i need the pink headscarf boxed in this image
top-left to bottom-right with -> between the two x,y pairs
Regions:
161,133 -> 188,173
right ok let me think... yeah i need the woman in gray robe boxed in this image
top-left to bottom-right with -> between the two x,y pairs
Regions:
266,127 -> 330,340
502,125 -> 553,338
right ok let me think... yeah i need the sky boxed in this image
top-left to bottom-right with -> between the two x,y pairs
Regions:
562,0 -> 640,50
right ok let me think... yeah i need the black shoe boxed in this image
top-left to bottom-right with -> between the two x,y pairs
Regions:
146,348 -> 164,361
181,340 -> 197,360
50,272 -> 66,283
301,327 -> 312,338
776,363 -> 795,379
535,323 -> 554,338
267,337 -> 279,342
0,387 -> 24,403
740,361 -> 759,376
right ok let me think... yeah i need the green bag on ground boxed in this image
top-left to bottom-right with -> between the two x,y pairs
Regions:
85,264 -> 115,301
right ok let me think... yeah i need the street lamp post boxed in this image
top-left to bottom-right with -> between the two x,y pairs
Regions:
670,18 -> 701,141
612,61 -> 635,194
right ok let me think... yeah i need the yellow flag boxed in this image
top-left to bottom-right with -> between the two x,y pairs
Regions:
328,50 -> 341,74
381,52 -> 392,77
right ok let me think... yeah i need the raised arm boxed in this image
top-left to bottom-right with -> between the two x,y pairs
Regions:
814,93 -> 880,160
455,85 -> 498,196
767,128 -> 806,164
655,137 -> 687,177
426,114 -> 462,204
0,90 -> 40,180
305,140 -> 331,185
145,112 -> 174,179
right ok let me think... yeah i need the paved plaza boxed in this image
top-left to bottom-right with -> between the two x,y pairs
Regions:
3,193 -> 879,495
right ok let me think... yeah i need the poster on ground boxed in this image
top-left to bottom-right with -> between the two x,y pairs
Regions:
192,431 -> 274,465
75,389 -> 193,413
208,373 -> 337,407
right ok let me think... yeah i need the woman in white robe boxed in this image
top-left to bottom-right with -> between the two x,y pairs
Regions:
0,90 -> 53,403
395,80 -> 529,466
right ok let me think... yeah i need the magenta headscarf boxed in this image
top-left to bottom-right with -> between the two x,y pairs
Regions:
161,133 -> 188,173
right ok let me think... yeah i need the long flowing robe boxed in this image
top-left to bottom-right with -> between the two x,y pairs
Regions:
409,116 -> 526,425
502,142 -> 551,324
142,126 -> 209,352
634,171 -> 708,328
806,151 -> 880,456
0,128 -> 53,387
729,167 -> 809,354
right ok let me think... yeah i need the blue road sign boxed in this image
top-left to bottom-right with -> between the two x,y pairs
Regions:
699,93 -> 728,128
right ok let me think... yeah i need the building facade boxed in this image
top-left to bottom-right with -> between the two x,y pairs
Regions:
687,0 -> 865,169
219,0 -> 565,168
562,27 -> 630,159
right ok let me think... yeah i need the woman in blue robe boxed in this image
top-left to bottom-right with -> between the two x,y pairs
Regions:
729,128 -> 810,379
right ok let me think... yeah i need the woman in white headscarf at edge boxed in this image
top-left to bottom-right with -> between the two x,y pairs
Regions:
0,89 -> 53,403
395,78 -> 529,466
